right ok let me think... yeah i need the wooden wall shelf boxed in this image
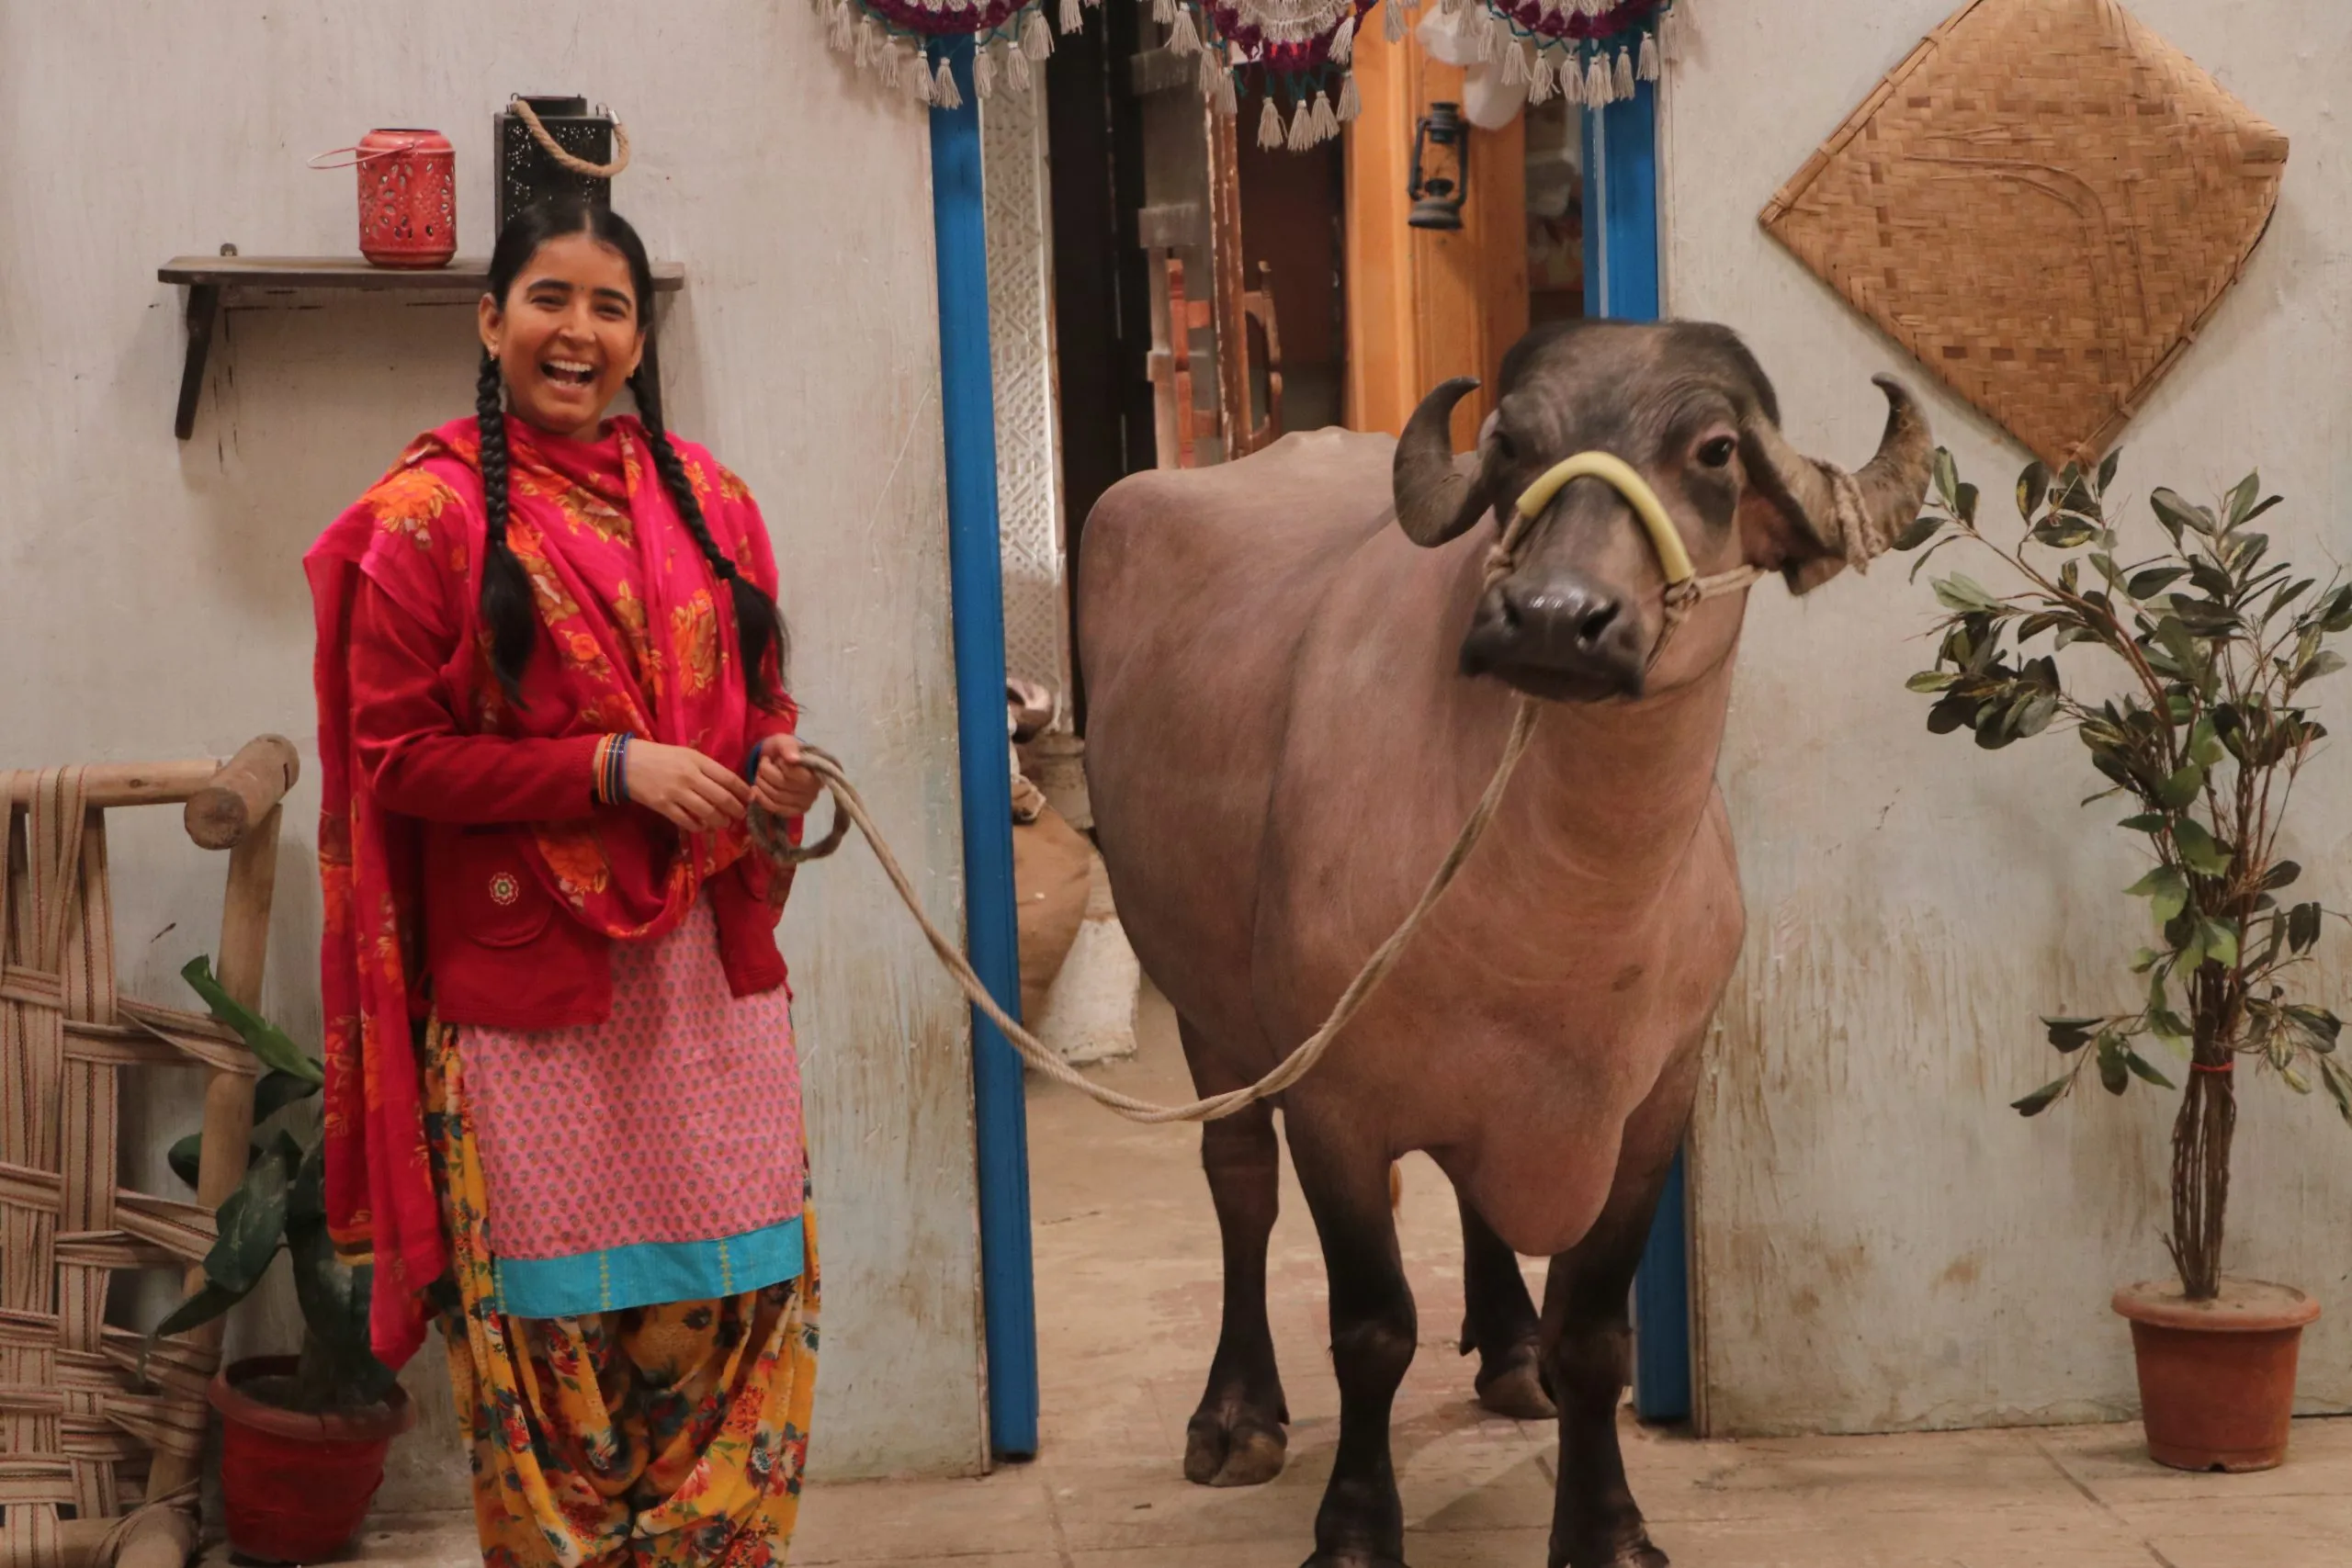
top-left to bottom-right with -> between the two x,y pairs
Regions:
157,254 -> 686,439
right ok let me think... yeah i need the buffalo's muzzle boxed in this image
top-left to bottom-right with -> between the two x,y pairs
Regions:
1460,573 -> 1646,697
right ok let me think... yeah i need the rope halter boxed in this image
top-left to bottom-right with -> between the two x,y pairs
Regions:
1483,450 -> 1762,671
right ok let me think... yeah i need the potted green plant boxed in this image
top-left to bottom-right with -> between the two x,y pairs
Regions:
1901,448 -> 2347,1472
156,956 -> 412,1562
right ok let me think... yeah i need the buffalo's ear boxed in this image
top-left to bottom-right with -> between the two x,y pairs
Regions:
1737,376 -> 1936,596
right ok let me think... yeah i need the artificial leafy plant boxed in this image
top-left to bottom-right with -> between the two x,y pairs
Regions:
1901,447 -> 2350,1302
155,955 -> 397,1412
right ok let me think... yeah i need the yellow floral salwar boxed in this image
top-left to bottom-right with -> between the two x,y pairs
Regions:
425,1021 -> 820,1568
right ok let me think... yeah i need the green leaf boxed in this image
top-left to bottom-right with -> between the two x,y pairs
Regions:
166,1133 -> 265,1190
1893,514 -> 1943,551
2171,818 -> 2233,877
2045,1017 -> 2101,1053
1933,574 -> 2002,614
2151,488 -> 2214,538
2126,566 -> 2189,601
2261,861 -> 2302,893
2098,448 -> 2122,492
2289,901 -> 2324,954
2320,1056 -> 2352,1127
2127,864 -> 2189,925
2156,763 -> 2206,808
2013,1077 -> 2071,1117
2014,694 -> 2061,738
2225,472 -> 2262,528
254,1067 -> 322,1124
2097,1035 -> 2131,1095
153,1280 -> 253,1339
2124,1050 -> 2177,1090
2018,462 -> 2051,520
181,956 -> 322,1086
1907,671 -> 1959,693
2200,918 -> 2240,969
2293,650 -> 2346,689
2118,813 -> 2168,833
1956,482 -> 1981,525
1933,447 -> 1959,511
2131,946 -> 2164,974
2286,1004 -> 2341,1050
201,1150 -> 290,1296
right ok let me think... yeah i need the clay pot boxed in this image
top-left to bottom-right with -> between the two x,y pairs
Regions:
208,1357 -> 415,1563
2111,1277 -> 2318,1472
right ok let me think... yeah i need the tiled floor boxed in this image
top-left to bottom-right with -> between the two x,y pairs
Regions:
351,991 -> 2349,1566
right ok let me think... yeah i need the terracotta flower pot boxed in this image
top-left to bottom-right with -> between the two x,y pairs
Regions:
2111,1277 -> 2319,1472
208,1356 -> 416,1563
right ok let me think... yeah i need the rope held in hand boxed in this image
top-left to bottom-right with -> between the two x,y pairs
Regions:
750,715 -> 1536,1125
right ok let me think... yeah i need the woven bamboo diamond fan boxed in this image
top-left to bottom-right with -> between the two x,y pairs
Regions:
1761,0 -> 2288,468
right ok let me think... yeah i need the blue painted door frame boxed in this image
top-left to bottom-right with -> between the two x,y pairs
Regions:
1584,81 -> 1694,1426
929,35 -> 1041,1461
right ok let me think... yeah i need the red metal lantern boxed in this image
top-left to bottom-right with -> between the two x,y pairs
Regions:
311,130 -> 457,269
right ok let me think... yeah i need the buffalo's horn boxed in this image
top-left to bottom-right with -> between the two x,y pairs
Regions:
1392,377 -> 1491,547
1742,374 -> 1935,571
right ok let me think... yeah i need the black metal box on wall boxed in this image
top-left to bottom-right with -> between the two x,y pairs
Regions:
496,96 -> 622,233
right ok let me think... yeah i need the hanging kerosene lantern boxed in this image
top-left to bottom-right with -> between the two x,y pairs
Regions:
309,130 -> 458,269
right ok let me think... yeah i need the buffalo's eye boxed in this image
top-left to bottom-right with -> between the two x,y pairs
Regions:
1490,427 -> 1518,462
1696,435 -> 1736,469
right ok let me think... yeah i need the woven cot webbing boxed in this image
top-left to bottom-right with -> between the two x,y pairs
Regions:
0,770 -> 225,1568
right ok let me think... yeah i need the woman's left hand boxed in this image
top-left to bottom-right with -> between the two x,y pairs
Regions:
753,733 -> 823,818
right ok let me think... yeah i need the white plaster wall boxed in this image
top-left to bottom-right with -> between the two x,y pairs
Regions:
1668,0 -> 2352,1437
0,0 -> 986,1492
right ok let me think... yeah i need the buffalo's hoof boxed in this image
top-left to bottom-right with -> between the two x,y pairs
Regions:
1551,1533 -> 1668,1568
1473,1346 -> 1556,1421
1183,1410 -> 1287,1487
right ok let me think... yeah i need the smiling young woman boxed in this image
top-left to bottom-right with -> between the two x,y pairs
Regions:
303,198 -> 825,1568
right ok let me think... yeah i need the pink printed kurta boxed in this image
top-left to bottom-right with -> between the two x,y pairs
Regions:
458,897 -> 804,1261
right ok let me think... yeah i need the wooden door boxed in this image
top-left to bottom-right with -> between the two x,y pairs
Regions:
1342,23 -> 1529,442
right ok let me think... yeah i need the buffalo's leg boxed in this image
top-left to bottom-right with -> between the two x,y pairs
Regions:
1182,1022 -> 1290,1487
1542,1053 -> 1701,1568
1458,1192 -> 1555,1420
1293,1125 -> 1416,1568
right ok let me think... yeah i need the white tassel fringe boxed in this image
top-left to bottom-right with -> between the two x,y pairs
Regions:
1259,92 -> 1284,149
934,56 -> 962,107
1329,13 -> 1355,65
1613,44 -> 1634,96
1310,89 -> 1340,142
1286,96 -> 1314,150
1583,51 -> 1611,105
1529,49 -> 1556,103
1061,0 -> 1084,31
1337,70 -> 1362,120
1499,39 -> 1528,86
1169,4 -> 1201,53
975,42 -> 999,96
1638,30 -> 1660,81
1023,8 -> 1054,58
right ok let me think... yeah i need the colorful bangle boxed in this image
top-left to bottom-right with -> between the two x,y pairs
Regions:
594,732 -> 635,807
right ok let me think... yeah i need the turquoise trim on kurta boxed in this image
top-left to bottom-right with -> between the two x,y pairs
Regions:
492,1215 -> 804,1319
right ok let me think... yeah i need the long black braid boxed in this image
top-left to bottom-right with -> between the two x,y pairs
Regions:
628,361 -> 791,708
474,197 -> 789,710
474,349 -> 536,696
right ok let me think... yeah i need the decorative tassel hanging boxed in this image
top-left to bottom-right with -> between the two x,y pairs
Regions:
1153,0 -> 1175,24
1557,47 -> 1584,105
1008,40 -> 1034,90
911,50 -> 936,103
1613,44 -> 1634,97
1337,70 -> 1363,120
1499,39 -> 1529,87
1169,3 -> 1201,53
828,0 -> 854,52
1023,8 -> 1054,58
1638,29 -> 1660,81
975,41 -> 999,96
855,16 -> 882,66
1214,62 -> 1239,116
1329,13 -> 1355,65
1530,48 -> 1557,104
1197,41 -> 1224,93
1310,89 -> 1340,142
1286,94 -> 1315,150
1386,0 -> 1408,42
1584,51 -> 1612,106
1259,91 -> 1285,149
1062,0 -> 1084,31
934,55 -> 963,107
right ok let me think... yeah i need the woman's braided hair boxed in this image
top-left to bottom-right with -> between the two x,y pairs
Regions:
475,197 -> 789,708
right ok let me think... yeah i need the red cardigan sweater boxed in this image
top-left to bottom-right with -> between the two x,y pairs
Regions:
348,580 -> 794,1030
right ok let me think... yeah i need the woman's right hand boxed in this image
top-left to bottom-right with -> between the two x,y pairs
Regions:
621,741 -> 752,832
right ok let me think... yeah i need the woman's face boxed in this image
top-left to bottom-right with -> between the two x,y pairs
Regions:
478,232 -> 645,442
